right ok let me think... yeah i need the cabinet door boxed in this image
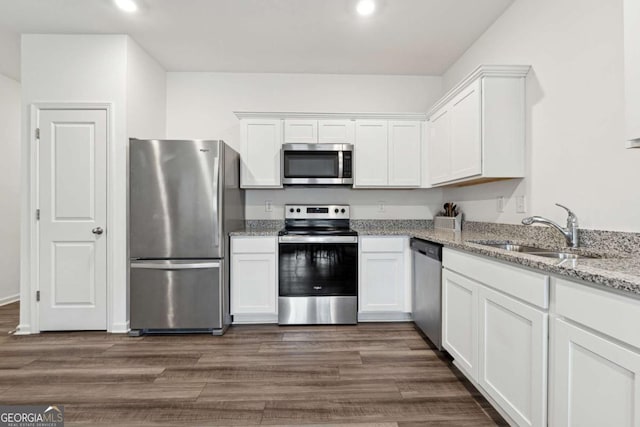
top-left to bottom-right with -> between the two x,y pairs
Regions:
442,269 -> 478,380
359,252 -> 404,312
354,120 -> 388,187
625,0 -> 640,146
450,79 -> 482,181
428,107 -> 451,184
231,252 -> 277,315
388,121 -> 421,187
478,286 -> 547,427
240,119 -> 282,188
318,120 -> 355,144
550,318 -> 640,427
284,119 -> 318,143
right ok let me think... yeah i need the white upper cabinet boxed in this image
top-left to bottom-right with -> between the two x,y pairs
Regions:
427,65 -> 530,186
354,119 -> 422,188
388,121 -> 421,186
239,118 -> 283,188
318,120 -> 355,144
449,80 -> 482,180
624,0 -> 640,147
284,119 -> 318,143
235,112 -> 426,188
428,108 -> 451,184
354,120 -> 389,187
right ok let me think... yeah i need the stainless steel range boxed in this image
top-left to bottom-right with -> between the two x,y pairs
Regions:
278,205 -> 358,325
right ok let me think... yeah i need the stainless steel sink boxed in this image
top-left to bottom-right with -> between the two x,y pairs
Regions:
526,252 -> 599,260
477,243 -> 547,253
472,241 -> 601,259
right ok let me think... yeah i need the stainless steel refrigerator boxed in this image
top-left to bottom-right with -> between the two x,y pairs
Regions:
128,139 -> 244,335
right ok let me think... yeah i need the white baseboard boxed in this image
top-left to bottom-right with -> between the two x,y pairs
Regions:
358,312 -> 413,322
110,321 -> 130,333
232,313 -> 278,324
14,323 -> 31,335
0,293 -> 19,306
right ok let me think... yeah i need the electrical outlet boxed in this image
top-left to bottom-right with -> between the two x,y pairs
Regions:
516,195 -> 527,213
496,196 -> 505,213
377,201 -> 385,213
265,200 -> 273,212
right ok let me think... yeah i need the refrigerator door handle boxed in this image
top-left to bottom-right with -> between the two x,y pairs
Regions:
131,261 -> 221,270
212,155 -> 220,249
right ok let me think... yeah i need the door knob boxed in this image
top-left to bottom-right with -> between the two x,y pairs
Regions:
92,227 -> 104,235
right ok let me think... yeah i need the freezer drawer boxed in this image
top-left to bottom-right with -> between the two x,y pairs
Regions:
130,260 -> 222,330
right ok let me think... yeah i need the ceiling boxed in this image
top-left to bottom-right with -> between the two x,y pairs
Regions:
0,0 -> 513,81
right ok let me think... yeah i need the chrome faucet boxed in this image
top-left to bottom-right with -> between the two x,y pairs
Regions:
522,203 -> 579,248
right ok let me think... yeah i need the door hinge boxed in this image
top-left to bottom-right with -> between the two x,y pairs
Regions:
36,209 -> 40,220
36,291 -> 40,302
35,128 -> 40,139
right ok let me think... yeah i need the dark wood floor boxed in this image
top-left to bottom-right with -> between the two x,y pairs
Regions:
0,302 -> 506,426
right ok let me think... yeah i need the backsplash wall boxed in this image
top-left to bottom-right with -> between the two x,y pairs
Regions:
246,187 -> 444,220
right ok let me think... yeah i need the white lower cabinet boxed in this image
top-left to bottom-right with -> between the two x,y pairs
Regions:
442,248 -> 548,426
550,317 -> 640,427
358,236 -> 411,321
478,286 -> 547,427
230,236 -> 278,323
550,277 -> 640,427
442,269 -> 478,379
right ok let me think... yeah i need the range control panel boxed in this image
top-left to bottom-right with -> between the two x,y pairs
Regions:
284,205 -> 350,220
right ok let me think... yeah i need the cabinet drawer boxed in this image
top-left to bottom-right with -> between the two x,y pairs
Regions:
443,248 -> 549,309
360,237 -> 405,253
231,236 -> 277,254
554,277 -> 640,349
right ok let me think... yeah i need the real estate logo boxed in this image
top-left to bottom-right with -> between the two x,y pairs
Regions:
0,405 -> 64,427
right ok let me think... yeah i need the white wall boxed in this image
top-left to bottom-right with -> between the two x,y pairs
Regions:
166,72 -> 444,219
20,35 -> 140,333
0,73 -> 21,305
441,0 -> 640,232
126,38 -> 166,139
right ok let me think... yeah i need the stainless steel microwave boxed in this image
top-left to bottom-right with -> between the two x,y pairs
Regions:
281,143 -> 353,185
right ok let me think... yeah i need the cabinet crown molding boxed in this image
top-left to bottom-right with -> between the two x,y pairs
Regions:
427,64 -> 531,118
233,111 -> 427,121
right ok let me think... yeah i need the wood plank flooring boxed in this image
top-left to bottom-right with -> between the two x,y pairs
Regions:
0,302 -> 506,426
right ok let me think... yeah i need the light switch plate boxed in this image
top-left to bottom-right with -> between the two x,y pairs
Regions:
496,196 -> 505,213
265,200 -> 273,212
516,195 -> 526,213
377,201 -> 385,212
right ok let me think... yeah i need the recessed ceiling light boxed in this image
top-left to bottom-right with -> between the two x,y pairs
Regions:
356,0 -> 376,16
114,0 -> 138,13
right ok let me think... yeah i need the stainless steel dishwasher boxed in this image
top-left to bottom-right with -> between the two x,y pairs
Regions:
410,238 -> 443,350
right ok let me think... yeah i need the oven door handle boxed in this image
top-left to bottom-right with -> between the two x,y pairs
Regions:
278,236 -> 358,244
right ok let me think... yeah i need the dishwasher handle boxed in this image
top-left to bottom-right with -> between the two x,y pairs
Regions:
410,238 -> 443,262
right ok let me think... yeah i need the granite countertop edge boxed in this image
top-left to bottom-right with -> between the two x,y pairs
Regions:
229,229 -> 280,237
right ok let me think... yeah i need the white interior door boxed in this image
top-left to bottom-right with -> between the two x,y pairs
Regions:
38,108 -> 108,331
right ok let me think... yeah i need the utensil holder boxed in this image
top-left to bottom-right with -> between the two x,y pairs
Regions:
434,213 -> 463,232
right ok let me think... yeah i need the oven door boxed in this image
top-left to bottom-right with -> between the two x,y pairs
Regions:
278,236 -> 358,297
281,143 -> 353,185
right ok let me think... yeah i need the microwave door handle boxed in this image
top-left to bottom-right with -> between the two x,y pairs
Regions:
338,151 -> 344,178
